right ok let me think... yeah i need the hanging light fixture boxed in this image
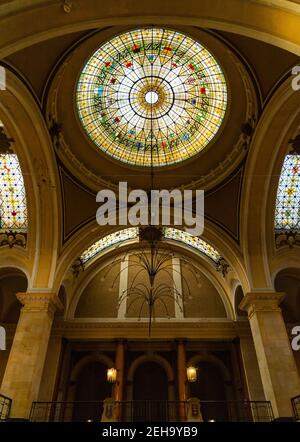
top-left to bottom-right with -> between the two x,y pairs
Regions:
186,366 -> 198,383
92,28 -> 200,337
107,367 -> 117,383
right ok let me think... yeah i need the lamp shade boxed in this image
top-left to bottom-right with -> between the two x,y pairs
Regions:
186,366 -> 197,383
107,367 -> 117,383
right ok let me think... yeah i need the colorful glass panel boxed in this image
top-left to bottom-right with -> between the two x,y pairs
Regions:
80,227 -> 139,263
0,154 -> 27,232
275,155 -> 300,230
77,28 -> 227,167
80,227 -> 220,264
163,227 -> 220,262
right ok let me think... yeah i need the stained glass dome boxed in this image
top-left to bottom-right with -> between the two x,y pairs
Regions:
76,28 -> 227,167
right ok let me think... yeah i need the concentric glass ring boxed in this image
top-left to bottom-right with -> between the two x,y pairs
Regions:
76,28 -> 228,167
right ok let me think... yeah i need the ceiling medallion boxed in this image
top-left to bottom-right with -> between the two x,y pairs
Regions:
77,28 -> 227,167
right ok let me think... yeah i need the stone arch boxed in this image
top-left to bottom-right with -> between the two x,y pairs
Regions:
1,1 -> 300,58
187,353 -> 231,383
56,219 -> 249,318
70,353 -> 114,384
65,352 -> 114,418
0,69 -> 60,289
127,353 -> 175,401
274,268 -> 300,323
0,267 -> 28,323
241,76 -> 300,290
187,353 -> 234,406
234,285 -> 247,319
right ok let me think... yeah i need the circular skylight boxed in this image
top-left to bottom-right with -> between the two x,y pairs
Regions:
76,28 -> 228,167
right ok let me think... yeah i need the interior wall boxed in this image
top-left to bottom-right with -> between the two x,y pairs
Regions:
181,263 -> 227,318
75,262 -> 120,318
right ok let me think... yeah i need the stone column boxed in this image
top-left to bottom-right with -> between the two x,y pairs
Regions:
0,292 -> 62,419
38,336 -> 63,402
114,340 -> 125,402
113,340 -> 125,421
177,340 -> 187,421
240,292 -> 300,417
239,336 -> 265,401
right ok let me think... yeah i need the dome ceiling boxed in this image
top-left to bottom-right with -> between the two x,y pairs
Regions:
46,26 -> 257,191
76,28 -> 227,167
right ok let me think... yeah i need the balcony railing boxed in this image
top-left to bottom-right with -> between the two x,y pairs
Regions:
291,395 -> 300,420
30,399 -> 274,422
0,394 -> 12,421
198,400 -> 273,422
30,401 -> 104,423
118,400 -> 184,422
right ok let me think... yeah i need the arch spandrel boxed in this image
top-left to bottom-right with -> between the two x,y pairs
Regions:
0,70 -> 61,289
1,1 -> 300,57
241,77 -> 300,290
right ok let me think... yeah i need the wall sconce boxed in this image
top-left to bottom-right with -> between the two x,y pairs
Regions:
107,367 -> 117,383
186,366 -> 198,383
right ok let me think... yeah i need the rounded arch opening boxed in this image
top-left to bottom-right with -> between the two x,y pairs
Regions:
274,268 -> 300,323
0,267 -> 27,323
234,285 -> 247,319
187,354 -> 233,421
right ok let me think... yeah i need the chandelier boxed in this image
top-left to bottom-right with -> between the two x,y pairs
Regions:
100,225 -> 200,336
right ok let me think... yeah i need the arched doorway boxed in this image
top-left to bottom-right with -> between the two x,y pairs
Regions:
132,361 -> 168,421
274,268 -> 300,378
72,361 -> 112,421
0,268 -> 27,385
189,361 -> 229,421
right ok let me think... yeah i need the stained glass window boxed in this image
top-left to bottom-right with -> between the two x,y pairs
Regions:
275,154 -> 300,230
77,28 -> 227,167
80,226 -> 220,264
163,227 -> 221,262
80,227 -> 139,263
0,154 -> 27,232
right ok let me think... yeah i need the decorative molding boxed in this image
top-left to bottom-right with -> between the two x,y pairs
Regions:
50,319 -> 252,340
241,114 -> 257,151
289,133 -> 300,155
239,292 -> 285,320
71,257 -> 84,277
275,230 -> 300,248
215,257 -> 230,277
48,116 -> 62,150
0,126 -> 14,154
17,292 -> 63,314
0,230 -> 26,248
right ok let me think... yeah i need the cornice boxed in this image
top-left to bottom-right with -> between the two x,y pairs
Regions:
239,291 -> 286,319
17,292 -> 64,314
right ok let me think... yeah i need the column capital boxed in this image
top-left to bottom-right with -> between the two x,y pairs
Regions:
16,292 -> 63,314
239,292 -> 285,319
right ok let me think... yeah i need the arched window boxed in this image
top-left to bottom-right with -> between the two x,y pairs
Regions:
79,227 -> 221,265
275,154 -> 300,231
0,122 -> 27,233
